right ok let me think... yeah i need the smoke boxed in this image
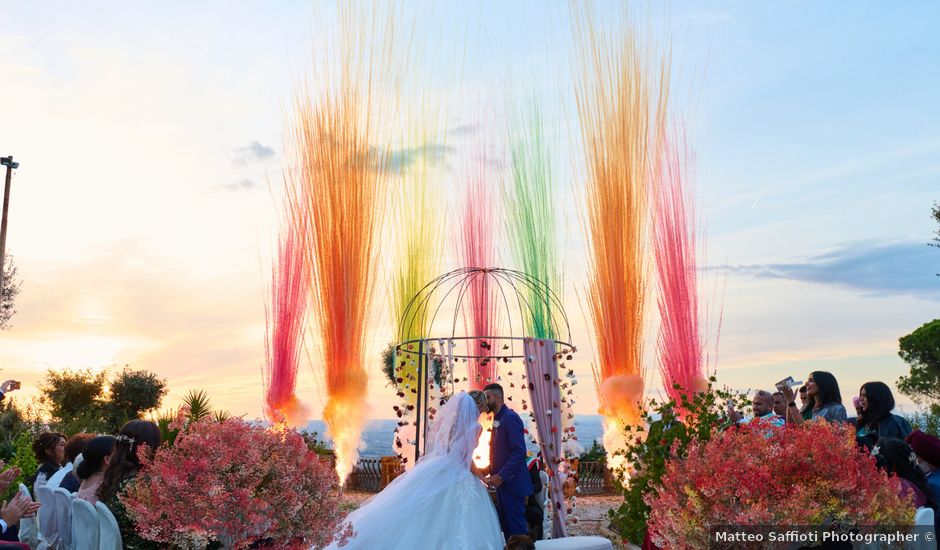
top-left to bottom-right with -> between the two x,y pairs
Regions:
323,367 -> 370,482
264,394 -> 311,428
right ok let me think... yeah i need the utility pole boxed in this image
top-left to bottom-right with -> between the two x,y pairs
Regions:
0,155 -> 19,297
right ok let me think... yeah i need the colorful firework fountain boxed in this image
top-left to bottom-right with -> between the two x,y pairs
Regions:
288,8 -> 398,482
574,13 -> 671,472
262,198 -> 310,427
388,128 -> 447,466
458,154 -> 501,390
652,127 -> 707,405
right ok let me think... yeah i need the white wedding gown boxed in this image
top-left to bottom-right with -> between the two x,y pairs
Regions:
322,392 -> 504,550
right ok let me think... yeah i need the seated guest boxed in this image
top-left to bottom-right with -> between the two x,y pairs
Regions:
0,492 -> 41,544
59,432 -> 95,493
97,420 -> 161,549
907,430 -> 940,503
856,382 -> 912,442
781,371 -> 847,424
76,435 -> 115,505
0,465 -> 25,545
874,438 -> 937,509
772,391 -> 787,418
30,432 -> 66,490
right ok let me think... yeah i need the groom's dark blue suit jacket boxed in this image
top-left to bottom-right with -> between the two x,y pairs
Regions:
489,405 -> 534,498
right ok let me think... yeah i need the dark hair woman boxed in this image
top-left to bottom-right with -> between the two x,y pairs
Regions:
874,438 -> 937,510
781,371 -> 847,425
97,420 -> 161,549
59,432 -> 96,493
857,382 -> 912,442
75,435 -> 115,505
30,432 -> 66,490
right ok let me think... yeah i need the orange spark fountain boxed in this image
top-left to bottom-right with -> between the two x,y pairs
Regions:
574,10 -> 670,474
290,6 -> 398,483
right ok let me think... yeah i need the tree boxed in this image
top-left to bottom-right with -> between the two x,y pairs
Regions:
932,202 -> 940,276
1,255 -> 21,330
897,319 -> 940,406
40,368 -> 109,433
932,202 -> 940,249
40,366 -> 169,434
103,367 -> 168,432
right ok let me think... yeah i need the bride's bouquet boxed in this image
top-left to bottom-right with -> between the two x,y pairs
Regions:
121,418 -> 347,549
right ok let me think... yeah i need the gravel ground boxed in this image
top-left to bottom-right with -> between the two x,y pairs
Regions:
340,491 -> 640,549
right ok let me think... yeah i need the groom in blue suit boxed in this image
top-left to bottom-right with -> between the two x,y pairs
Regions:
484,383 -> 533,539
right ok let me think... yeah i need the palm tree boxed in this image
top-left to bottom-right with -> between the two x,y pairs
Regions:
181,389 -> 213,422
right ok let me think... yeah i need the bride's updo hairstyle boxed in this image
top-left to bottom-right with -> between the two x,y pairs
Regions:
468,390 -> 487,413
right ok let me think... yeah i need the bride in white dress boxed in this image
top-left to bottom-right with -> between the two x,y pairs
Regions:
324,391 -> 505,549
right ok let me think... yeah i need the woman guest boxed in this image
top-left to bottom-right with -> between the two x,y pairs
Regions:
59,432 -> 95,493
31,432 -> 66,490
97,420 -> 161,550
874,438 -> 937,510
75,435 -> 115,505
781,372 -> 847,424
856,382 -> 912,442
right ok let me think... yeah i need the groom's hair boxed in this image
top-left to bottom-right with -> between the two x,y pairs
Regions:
483,383 -> 503,397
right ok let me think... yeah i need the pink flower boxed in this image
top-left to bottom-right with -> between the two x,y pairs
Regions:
121,418 -> 344,549
645,422 -> 915,550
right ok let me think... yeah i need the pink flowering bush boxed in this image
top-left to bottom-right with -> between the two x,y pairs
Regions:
121,418 -> 346,549
646,421 -> 915,550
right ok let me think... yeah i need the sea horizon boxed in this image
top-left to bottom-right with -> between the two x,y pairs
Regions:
305,414 -> 606,459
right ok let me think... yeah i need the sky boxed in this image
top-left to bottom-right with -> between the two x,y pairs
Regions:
1,1 -> 938,423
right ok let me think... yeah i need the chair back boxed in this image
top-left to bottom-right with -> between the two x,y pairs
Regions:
46,463 -> 73,490
53,487 -> 73,549
537,471 -> 550,508
916,506 -> 935,526
34,484 -> 59,546
16,483 -> 44,548
913,507 -> 937,550
95,501 -> 123,550
534,535 -> 614,549
539,470 -> 551,540
71,498 -> 100,550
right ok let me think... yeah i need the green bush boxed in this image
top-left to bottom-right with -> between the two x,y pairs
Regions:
607,378 -> 749,545
579,440 -> 607,463
4,431 -> 39,501
300,430 -> 333,455
905,404 -> 940,436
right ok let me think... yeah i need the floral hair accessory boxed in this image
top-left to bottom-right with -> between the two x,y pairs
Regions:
115,434 -> 136,445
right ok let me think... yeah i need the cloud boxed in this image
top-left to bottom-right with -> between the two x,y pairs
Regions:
232,141 -> 275,165
716,240 -> 940,299
221,179 -> 256,191
387,144 -> 455,171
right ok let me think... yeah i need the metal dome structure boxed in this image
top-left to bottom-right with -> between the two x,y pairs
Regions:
394,266 -> 575,462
